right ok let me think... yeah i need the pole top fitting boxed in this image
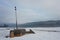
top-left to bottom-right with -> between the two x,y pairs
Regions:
15,6 -> 16,10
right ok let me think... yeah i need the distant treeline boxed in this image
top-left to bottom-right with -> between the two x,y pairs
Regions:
0,24 -> 8,27
0,20 -> 60,27
18,20 -> 60,27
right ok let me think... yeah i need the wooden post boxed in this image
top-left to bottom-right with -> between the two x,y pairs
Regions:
10,30 -> 14,38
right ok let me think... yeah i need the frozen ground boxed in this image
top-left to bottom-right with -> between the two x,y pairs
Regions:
0,27 -> 60,40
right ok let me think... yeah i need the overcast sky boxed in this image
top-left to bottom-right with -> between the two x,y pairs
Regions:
0,0 -> 60,24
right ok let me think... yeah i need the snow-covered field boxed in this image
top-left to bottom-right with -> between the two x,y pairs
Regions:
0,27 -> 60,40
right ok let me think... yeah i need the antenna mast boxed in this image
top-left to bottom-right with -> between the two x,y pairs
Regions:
15,6 -> 18,29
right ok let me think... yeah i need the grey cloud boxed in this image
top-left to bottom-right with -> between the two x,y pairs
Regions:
0,0 -> 60,24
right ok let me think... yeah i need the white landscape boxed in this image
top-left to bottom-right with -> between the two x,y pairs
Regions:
0,27 -> 60,40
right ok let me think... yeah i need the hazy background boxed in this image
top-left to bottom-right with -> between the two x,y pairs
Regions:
0,0 -> 60,24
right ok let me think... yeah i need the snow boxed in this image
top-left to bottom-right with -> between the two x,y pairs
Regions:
0,27 -> 60,40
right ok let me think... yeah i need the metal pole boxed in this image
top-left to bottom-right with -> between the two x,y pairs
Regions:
15,6 -> 18,29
